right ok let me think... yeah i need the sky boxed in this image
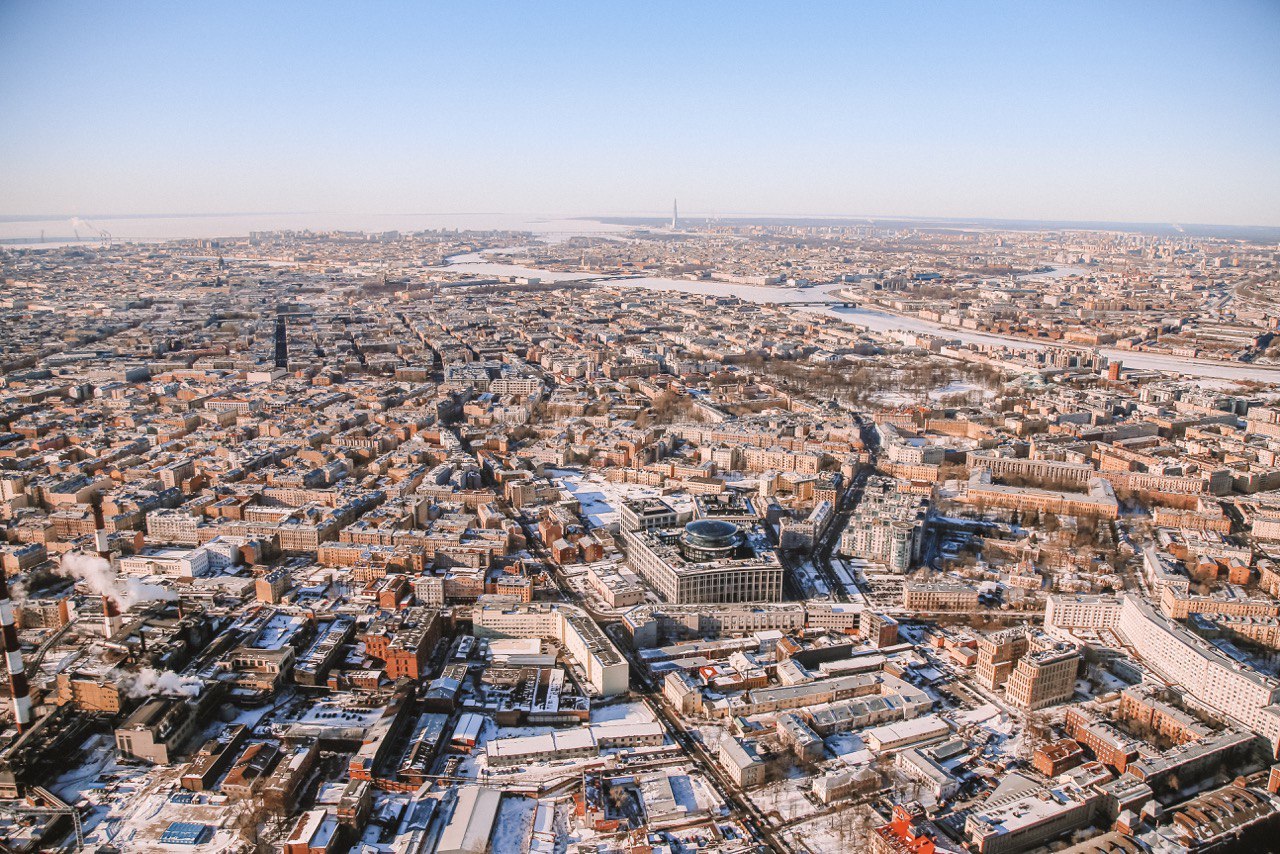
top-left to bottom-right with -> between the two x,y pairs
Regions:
1,1 -> 1278,226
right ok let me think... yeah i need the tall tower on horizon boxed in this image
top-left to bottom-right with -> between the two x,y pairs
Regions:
274,313 -> 289,370
671,199 -> 678,230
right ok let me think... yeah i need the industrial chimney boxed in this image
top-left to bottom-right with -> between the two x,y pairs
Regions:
92,497 -> 111,558
0,575 -> 32,732
102,595 -> 124,639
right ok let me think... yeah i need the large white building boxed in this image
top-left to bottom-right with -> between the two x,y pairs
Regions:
117,546 -> 210,580
1046,593 -> 1280,756
472,601 -> 629,696
145,509 -> 202,546
620,498 -> 679,533
878,422 -> 945,467
486,722 -> 664,767
621,601 -> 861,647
1043,594 -> 1123,631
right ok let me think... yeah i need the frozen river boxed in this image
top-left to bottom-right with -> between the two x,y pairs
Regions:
439,252 -> 1280,384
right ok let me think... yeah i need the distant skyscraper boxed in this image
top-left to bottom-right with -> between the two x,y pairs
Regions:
274,314 -> 288,369
671,199 -> 678,230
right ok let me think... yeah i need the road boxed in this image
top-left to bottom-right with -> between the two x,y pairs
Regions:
618,638 -> 789,854
804,467 -> 873,602
800,418 -> 878,603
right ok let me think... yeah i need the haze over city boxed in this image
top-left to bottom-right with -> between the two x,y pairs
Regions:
3,4 -> 1280,854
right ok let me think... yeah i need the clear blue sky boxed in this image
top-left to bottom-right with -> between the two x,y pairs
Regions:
1,1 -> 1277,225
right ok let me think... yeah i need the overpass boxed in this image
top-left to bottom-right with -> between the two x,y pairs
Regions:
774,299 -> 860,308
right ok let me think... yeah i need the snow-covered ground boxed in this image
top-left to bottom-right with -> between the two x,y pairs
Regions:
751,776 -> 818,823
954,703 -> 1025,761
930,380 -> 997,401
292,702 -> 383,728
491,795 -> 538,853
54,736 -> 267,853
687,772 -> 726,815
785,803 -> 880,852
590,700 -> 656,725
825,732 -> 873,768
546,469 -> 665,530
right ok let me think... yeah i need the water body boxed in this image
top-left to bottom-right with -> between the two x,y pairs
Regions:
1017,265 -> 1093,280
440,253 -> 1280,384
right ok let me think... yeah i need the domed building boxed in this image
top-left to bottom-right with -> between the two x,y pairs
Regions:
679,519 -> 743,562
622,518 -> 782,605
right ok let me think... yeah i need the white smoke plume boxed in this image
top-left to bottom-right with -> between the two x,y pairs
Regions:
5,575 -> 27,601
58,551 -> 178,609
125,667 -> 204,699
68,216 -> 104,237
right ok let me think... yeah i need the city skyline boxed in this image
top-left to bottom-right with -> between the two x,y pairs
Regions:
4,5 -> 1280,852
2,1 -> 1278,226
3,221 -> 1280,852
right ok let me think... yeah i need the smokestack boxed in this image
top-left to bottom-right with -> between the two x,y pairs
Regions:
90,495 -> 112,558
0,575 -> 32,732
103,594 -> 123,639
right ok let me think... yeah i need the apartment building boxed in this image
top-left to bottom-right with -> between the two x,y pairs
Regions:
903,581 -> 979,612
1005,645 -> 1079,710
472,601 -> 629,696
977,626 -> 1079,709
839,476 -> 929,573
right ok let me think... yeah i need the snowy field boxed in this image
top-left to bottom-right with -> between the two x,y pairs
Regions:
785,803 -> 881,852
751,775 -> 818,823
825,732 -> 873,768
591,700 -> 656,725
490,795 -> 538,853
292,702 -> 384,728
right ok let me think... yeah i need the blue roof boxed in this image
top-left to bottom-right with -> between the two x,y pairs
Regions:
159,822 -> 212,845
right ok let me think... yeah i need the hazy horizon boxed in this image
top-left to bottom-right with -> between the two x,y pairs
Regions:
4,208 -> 1280,230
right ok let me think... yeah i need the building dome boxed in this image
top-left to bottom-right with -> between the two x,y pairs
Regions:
680,519 -> 742,561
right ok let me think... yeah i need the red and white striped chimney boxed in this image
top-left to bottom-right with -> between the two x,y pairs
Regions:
92,498 -> 110,558
0,574 -> 32,732
102,595 -> 124,639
